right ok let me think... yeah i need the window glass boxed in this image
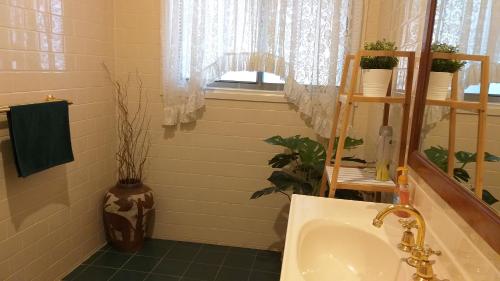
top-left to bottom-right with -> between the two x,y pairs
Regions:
219,71 -> 257,83
263,73 -> 285,84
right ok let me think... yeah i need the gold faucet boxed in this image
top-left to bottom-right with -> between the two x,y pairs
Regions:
372,204 -> 442,281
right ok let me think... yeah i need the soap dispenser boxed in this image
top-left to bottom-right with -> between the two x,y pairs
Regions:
395,166 -> 411,218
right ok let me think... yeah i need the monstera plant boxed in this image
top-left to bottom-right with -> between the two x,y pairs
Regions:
424,146 -> 500,205
251,135 -> 365,201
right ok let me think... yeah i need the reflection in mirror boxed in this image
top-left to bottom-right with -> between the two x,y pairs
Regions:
418,0 -> 500,214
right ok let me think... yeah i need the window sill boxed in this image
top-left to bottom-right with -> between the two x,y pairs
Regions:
204,87 -> 288,103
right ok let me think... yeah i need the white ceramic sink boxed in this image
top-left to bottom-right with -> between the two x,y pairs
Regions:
297,220 -> 403,281
280,195 -> 415,281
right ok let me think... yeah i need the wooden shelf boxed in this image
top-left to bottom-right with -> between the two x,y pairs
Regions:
426,99 -> 483,111
339,95 -> 406,104
325,166 -> 396,193
320,50 -> 415,198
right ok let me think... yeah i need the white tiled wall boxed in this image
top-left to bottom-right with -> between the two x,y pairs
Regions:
0,0 -> 115,280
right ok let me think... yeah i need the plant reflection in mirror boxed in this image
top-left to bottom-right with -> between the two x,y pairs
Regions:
424,146 -> 500,205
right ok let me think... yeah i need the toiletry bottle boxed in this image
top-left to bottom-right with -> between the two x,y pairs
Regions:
395,166 -> 410,218
375,126 -> 393,181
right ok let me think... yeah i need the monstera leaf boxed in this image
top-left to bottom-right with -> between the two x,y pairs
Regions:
482,190 -> 499,205
268,153 -> 299,168
453,168 -> 470,183
484,152 -> 500,162
265,135 -> 303,151
424,146 -> 449,172
455,151 -> 476,165
296,137 -> 326,169
267,171 -> 313,195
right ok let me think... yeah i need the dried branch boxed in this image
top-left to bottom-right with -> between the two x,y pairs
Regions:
103,64 -> 152,184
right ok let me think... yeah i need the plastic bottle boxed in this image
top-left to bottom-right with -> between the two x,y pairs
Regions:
375,126 -> 393,181
395,166 -> 410,218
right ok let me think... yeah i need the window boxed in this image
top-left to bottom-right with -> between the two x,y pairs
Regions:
464,83 -> 500,103
207,71 -> 285,91
173,0 -> 352,92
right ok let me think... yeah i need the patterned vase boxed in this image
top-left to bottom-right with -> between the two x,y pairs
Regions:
103,182 -> 155,252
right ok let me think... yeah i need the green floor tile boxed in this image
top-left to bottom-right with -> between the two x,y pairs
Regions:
92,251 -> 132,268
166,244 -> 201,261
153,258 -> 190,276
249,270 -> 280,281
146,273 -> 180,281
253,251 -> 281,273
184,263 -> 219,280
222,253 -> 255,269
200,244 -> 229,253
137,239 -> 174,257
123,255 -> 161,272
215,267 -> 250,281
228,247 -> 257,255
62,265 -> 87,280
82,251 -> 105,265
194,249 -> 226,265
73,266 -> 116,281
109,269 -> 149,281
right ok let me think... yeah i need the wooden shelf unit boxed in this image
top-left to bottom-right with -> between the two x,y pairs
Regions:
320,50 -> 416,198
425,52 -> 490,198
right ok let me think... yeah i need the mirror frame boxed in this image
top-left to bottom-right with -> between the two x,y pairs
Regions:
408,0 -> 500,253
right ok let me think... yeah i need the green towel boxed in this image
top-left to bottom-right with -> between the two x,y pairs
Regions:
7,101 -> 74,177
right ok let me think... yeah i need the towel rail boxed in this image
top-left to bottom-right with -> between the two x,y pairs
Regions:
0,95 -> 73,114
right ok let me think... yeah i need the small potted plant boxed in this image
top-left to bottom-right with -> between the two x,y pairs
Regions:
360,39 -> 399,97
428,43 -> 466,100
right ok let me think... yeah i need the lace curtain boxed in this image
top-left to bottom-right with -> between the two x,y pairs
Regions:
161,0 -> 363,137
434,0 -> 500,88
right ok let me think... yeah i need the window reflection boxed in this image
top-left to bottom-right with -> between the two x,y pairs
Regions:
4,0 -> 65,71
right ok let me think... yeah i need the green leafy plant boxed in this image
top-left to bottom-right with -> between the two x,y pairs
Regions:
424,146 -> 500,205
250,135 -> 365,200
431,43 -> 466,73
360,39 -> 399,69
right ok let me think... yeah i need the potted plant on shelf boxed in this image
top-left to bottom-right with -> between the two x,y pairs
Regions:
428,43 -> 466,100
102,68 -> 154,252
360,39 -> 399,97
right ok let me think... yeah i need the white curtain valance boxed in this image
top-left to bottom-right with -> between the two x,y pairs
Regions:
161,0 -> 363,137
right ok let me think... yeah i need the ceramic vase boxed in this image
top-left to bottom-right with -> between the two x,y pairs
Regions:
427,72 -> 453,100
103,182 -> 155,252
362,69 -> 393,97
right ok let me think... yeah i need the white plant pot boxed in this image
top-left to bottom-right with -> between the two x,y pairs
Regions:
427,72 -> 453,100
362,69 -> 393,97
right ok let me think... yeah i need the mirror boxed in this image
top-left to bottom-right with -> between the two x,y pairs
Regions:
408,0 -> 500,252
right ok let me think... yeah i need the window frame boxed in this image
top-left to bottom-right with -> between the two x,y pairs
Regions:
207,71 -> 285,92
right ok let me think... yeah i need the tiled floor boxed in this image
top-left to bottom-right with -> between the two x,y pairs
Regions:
63,239 -> 281,281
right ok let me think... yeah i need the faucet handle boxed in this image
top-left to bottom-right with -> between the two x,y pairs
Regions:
399,219 -> 418,229
411,248 -> 442,281
423,247 -> 441,259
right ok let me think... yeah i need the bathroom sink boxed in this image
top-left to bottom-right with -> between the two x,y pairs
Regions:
280,195 -> 413,281
297,220 -> 402,281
